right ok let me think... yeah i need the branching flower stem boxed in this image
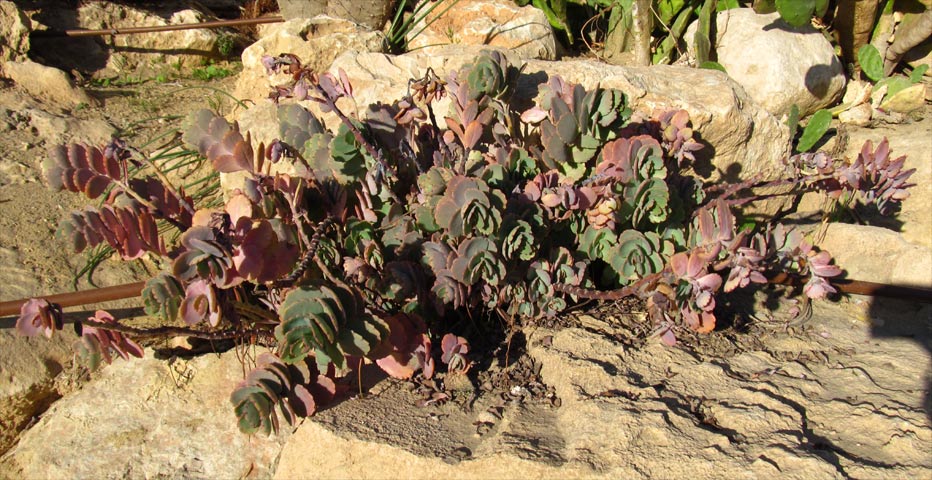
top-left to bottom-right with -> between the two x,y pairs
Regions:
82,317 -> 267,340
311,83 -> 403,204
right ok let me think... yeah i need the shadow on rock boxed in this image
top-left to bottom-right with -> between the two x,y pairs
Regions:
869,297 -> 932,424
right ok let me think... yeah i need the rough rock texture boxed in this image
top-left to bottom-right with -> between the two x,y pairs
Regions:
31,1 -> 233,77
233,16 -> 384,104
816,223 -> 931,288
687,8 -> 846,117
325,48 -> 791,186
0,0 -> 30,68
0,330 -> 75,456
78,2 -> 225,75
23,108 -> 115,146
3,60 -> 95,108
405,0 -> 557,60
278,0 -> 393,30
904,38 -> 932,78
1,349 -> 286,479
271,299 -> 931,479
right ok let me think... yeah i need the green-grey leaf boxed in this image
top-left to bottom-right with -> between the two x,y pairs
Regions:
909,64 -> 929,83
699,61 -> 727,73
796,109 -> 832,153
857,44 -> 884,82
775,0 -> 815,27
786,103 -> 800,141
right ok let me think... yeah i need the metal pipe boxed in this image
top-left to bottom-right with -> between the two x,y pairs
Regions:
1,274 -> 929,322
31,16 -> 284,38
768,273 -> 932,304
0,282 -> 145,317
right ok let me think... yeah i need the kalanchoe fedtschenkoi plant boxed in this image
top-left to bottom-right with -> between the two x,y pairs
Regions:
15,50 -> 914,435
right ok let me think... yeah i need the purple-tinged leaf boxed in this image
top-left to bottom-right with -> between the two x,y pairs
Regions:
16,299 -> 63,338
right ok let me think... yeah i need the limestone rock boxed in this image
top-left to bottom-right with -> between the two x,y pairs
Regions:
327,0 -> 394,31
24,108 -> 116,146
903,38 -> 932,78
405,0 -> 557,60
815,223 -> 931,288
273,302 -> 930,479
2,349 -> 285,479
277,0 -> 326,20
687,8 -> 846,117
0,330 -> 75,455
4,60 -> 95,108
327,49 -> 791,186
29,1 -> 234,77
277,0 -> 393,30
233,16 -> 384,104
838,103 -> 872,126
0,0 -> 30,68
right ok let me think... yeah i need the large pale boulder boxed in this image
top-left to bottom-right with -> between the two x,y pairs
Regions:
4,60 -> 95,108
405,0 -> 557,60
1,349 -> 285,479
815,223 -> 931,288
233,16 -> 384,104
273,304 -> 931,479
0,329 -> 75,456
325,48 -> 791,186
0,0 -> 30,69
687,8 -> 846,117
30,1 -> 235,77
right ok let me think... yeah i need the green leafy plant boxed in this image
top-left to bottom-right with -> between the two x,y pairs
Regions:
14,51 -> 913,435
787,105 -> 832,153
855,43 -> 928,111
193,64 -> 235,81
385,0 -> 462,54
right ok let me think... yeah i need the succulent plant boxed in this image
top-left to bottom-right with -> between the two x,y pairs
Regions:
434,176 -> 505,238
230,352 -> 336,435
461,50 -> 521,102
128,177 -> 194,228
173,226 -> 238,288
500,220 -> 537,261
655,109 -> 703,167
275,285 -> 390,369
449,237 -> 506,287
180,279 -> 221,327
440,333 -> 470,373
15,50 -> 912,439
233,220 -> 299,283
610,230 -> 672,283
59,205 -> 166,260
670,246 -> 723,333
598,135 -> 670,228
183,109 -> 259,174
76,311 -> 145,371
374,313 -> 429,379
534,76 -> 630,181
44,143 -> 123,199
142,273 -> 184,323
15,298 -> 62,338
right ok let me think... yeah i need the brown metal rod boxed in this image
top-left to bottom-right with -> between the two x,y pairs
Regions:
2,273 -> 930,322
0,281 -> 145,317
768,273 -> 932,304
31,16 -> 284,38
